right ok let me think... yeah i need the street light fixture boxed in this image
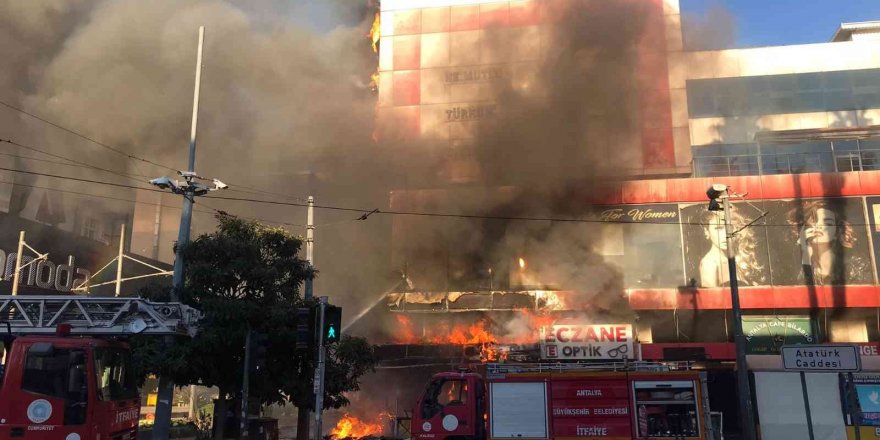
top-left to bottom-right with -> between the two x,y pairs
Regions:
706,184 -> 757,440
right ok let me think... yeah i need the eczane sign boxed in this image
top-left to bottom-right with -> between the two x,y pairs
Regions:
541,324 -> 633,360
781,345 -> 861,372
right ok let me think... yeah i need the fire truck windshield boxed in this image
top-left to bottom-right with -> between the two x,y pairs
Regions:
93,347 -> 137,401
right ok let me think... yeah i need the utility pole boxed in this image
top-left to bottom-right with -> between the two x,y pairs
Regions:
240,328 -> 252,440
115,224 -> 125,296
153,26 -> 206,440
707,184 -> 757,440
305,196 -> 314,299
313,296 -> 327,440
11,231 -> 25,296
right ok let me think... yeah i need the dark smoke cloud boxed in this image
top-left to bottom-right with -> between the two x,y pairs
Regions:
681,2 -> 737,51
0,0 -> 392,310
385,1 -> 664,330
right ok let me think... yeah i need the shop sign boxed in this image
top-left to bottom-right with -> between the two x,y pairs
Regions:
592,204 -> 679,224
541,324 -> 632,360
742,316 -> 814,354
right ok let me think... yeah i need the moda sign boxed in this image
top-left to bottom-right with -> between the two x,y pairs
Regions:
540,324 -> 633,360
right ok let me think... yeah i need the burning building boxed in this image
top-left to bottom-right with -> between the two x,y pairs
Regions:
358,1 -> 880,438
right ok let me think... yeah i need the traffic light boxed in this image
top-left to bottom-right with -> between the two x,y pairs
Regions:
296,306 -> 315,351
323,305 -> 342,344
250,332 -> 269,373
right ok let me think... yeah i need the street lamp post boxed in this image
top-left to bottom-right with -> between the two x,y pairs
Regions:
707,184 -> 757,440
151,26 -> 228,439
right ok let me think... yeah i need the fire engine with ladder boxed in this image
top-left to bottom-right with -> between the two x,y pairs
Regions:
0,294 -> 201,440
411,362 -> 718,440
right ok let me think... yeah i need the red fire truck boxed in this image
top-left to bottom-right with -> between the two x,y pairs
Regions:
0,295 -> 200,439
411,363 -> 715,440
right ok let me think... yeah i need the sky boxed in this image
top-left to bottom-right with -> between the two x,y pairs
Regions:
681,0 -> 880,48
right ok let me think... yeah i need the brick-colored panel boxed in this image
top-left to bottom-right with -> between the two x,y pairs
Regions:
759,174 -> 807,200
375,106 -> 420,142
379,36 -> 394,71
666,177 -> 711,203
393,9 -> 421,35
420,69 -> 449,105
451,5 -> 479,31
421,32 -> 450,68
480,2 -> 509,28
629,285 -> 880,310
393,35 -> 421,71
622,179 -> 668,204
641,128 -> 676,168
542,0 -> 573,23
449,30 -> 481,66
510,0 -> 541,27
859,171 -> 880,194
421,7 -> 450,34
392,70 -> 420,106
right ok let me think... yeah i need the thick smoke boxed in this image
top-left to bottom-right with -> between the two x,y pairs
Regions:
681,2 -> 737,51
385,0 -> 667,338
0,0 -> 392,309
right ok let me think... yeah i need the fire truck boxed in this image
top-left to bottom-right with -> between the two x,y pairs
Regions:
0,295 -> 200,439
411,362 -> 717,440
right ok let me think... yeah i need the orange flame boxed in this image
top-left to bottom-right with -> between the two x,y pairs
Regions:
392,309 -> 556,362
331,414 -> 384,439
368,12 -> 381,53
518,258 -> 526,270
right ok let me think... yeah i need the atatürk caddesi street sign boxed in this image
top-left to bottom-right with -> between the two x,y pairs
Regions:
781,345 -> 861,372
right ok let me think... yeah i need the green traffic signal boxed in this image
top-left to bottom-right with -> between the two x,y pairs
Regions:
323,305 -> 342,344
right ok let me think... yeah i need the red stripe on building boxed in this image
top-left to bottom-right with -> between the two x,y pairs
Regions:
628,285 -> 880,310
584,171 -> 880,205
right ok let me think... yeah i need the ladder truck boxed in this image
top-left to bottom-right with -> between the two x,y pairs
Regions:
0,295 -> 201,440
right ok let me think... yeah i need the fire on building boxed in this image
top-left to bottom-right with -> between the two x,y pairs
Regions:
340,1 -> 880,440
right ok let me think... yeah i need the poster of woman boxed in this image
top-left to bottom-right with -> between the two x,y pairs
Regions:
680,203 -> 769,288
766,198 -> 873,285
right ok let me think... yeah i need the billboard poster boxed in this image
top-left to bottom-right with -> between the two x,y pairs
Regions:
764,198 -> 873,285
742,316 -> 814,354
847,374 -> 880,426
589,204 -> 683,289
541,324 -> 633,360
680,202 -> 770,288
864,196 -> 880,284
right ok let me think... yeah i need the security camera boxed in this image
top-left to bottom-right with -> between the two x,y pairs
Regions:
149,176 -> 176,190
706,183 -> 728,200
212,178 -> 228,190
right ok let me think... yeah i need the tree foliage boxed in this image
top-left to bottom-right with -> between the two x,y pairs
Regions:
131,214 -> 375,420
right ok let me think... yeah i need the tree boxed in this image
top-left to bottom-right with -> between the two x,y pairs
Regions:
131,214 -> 375,440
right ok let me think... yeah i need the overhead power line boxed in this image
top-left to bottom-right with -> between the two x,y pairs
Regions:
1,164 -> 873,228
0,99 -> 310,202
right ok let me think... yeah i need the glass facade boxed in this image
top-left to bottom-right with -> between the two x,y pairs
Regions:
687,69 -> 880,118
693,138 -> 880,177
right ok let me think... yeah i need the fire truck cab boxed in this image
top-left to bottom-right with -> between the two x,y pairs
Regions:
0,334 -> 140,439
412,363 -> 715,440
0,294 -> 201,440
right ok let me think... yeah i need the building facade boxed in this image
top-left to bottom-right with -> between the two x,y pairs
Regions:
374,1 -> 880,437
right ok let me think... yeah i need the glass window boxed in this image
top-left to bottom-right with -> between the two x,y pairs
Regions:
421,379 -> 468,419
93,347 -> 138,401
686,69 -> 880,118
21,345 -> 88,425
438,379 -> 468,405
